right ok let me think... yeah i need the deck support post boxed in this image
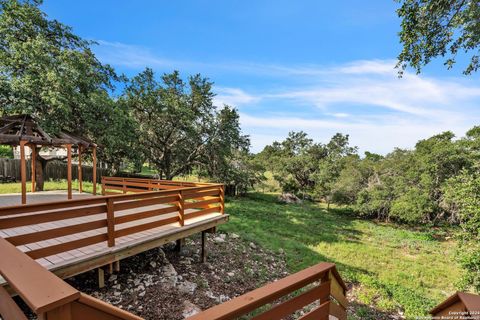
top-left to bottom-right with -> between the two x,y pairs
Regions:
98,267 -> 105,288
201,231 -> 207,263
175,238 -> 185,252
92,146 -> 97,195
20,140 -> 27,204
114,260 -> 120,272
66,144 -> 72,200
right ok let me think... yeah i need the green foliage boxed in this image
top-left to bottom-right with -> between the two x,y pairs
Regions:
123,68 -> 252,189
256,131 -> 320,196
0,0 -> 117,132
0,145 -> 12,158
443,169 -> 480,292
314,133 -> 357,204
397,0 -> 480,74
390,189 -> 433,223
198,106 -> 257,195
0,0 -> 137,171
0,1 -> 250,185
254,129 -> 480,291
256,131 -> 355,201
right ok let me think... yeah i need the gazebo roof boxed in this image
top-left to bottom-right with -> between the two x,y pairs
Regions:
0,115 -> 96,148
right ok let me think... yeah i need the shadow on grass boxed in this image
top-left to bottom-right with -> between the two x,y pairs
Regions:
222,192 -> 370,274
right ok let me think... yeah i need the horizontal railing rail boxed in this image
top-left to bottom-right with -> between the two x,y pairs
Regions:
187,262 -> 348,320
0,178 -> 225,262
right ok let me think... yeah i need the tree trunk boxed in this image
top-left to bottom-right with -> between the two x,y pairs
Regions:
35,151 -> 47,191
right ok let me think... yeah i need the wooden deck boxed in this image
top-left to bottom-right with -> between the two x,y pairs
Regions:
0,179 -> 227,286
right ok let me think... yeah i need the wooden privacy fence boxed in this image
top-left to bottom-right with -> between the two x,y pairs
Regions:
0,158 -> 105,183
0,181 -> 225,263
0,233 -> 348,320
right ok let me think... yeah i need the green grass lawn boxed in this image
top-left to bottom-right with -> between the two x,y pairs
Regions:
0,180 -> 96,194
219,192 -> 462,318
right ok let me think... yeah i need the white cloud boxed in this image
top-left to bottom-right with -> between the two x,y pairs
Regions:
236,61 -> 480,153
91,40 -> 480,154
95,40 -> 174,69
336,59 -> 397,75
240,113 -> 474,154
326,113 -> 350,118
213,87 -> 260,107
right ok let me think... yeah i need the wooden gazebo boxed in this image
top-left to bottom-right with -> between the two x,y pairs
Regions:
0,115 -> 98,204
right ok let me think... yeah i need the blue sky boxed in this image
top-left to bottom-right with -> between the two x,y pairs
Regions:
42,1 -> 480,154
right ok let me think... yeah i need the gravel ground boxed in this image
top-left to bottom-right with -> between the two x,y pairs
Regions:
65,232 -> 289,320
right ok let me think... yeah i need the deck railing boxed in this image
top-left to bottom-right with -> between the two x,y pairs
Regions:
101,176 -> 216,194
0,235 -> 348,320
0,237 -> 142,320
0,178 -> 225,262
188,262 -> 348,320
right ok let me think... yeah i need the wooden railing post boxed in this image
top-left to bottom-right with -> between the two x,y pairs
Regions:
178,190 -> 185,226
122,178 -> 127,194
220,185 -> 225,214
322,271 -> 331,304
328,270 -> 348,320
101,176 -> 105,196
106,198 -> 115,247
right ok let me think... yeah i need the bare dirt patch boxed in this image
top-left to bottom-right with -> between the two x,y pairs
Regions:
65,232 -> 289,320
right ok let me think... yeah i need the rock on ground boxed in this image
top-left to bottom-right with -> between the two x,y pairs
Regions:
55,233 -> 289,320
278,193 -> 302,204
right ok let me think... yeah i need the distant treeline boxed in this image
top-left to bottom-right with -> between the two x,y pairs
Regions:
253,128 -> 480,292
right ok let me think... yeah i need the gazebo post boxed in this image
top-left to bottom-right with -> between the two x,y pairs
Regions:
67,144 -> 72,200
78,145 -> 83,193
20,140 -> 27,204
31,145 -> 36,193
92,146 -> 97,195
